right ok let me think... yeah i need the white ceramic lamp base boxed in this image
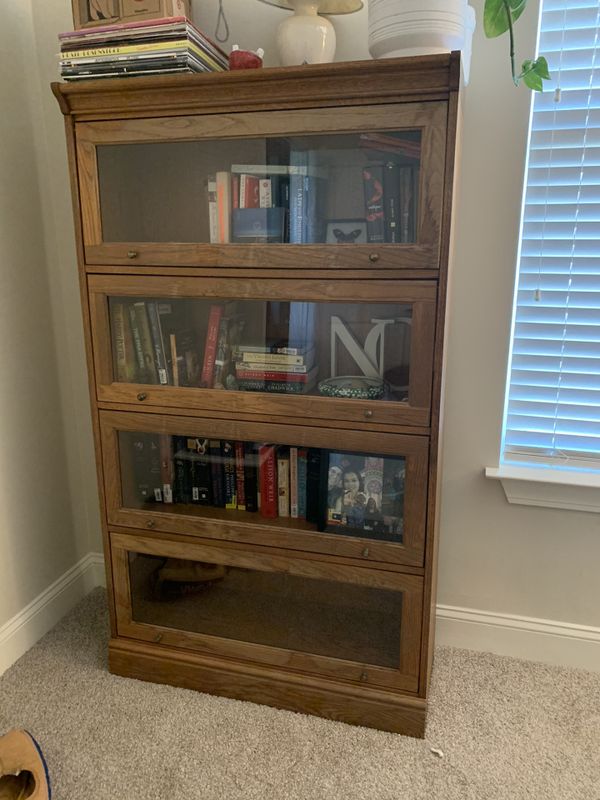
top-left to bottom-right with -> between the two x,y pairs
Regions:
276,1 -> 336,65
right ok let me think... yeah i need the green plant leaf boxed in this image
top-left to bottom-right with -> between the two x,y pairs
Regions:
523,70 -> 544,91
534,56 -> 551,79
484,0 -> 528,38
518,58 -> 550,91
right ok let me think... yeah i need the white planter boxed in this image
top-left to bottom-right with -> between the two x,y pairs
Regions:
368,0 -> 476,83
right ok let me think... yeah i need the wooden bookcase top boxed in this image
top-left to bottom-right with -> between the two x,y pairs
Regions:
52,53 -> 461,121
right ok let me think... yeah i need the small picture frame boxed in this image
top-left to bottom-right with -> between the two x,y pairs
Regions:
322,450 -> 404,541
325,219 -> 368,245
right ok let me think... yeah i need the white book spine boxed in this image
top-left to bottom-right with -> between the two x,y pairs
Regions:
259,178 -> 272,208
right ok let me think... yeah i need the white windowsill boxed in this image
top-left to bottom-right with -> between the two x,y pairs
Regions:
485,465 -> 600,514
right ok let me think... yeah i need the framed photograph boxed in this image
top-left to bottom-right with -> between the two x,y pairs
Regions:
323,450 -> 405,541
325,219 -> 368,245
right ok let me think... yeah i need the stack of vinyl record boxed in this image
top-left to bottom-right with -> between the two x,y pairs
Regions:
58,16 -> 229,81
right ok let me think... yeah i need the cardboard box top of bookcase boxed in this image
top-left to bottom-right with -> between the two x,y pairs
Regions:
71,0 -> 191,30
51,52 -> 461,121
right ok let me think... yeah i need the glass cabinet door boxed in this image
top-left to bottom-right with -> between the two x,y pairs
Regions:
111,531 -> 423,691
100,410 -> 429,567
76,102 -> 446,270
89,276 -> 436,428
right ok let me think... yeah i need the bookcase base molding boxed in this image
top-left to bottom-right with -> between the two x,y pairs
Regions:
109,638 -> 428,737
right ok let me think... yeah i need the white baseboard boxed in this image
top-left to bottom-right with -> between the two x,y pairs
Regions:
0,552 -> 105,676
436,604 -> 600,672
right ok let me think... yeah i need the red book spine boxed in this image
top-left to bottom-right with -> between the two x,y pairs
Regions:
258,445 -> 277,518
199,305 -> 223,388
232,174 -> 240,209
235,369 -> 310,382
235,441 -> 246,511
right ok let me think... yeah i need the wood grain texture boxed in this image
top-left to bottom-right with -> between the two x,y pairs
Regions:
100,410 -> 429,567
52,53 -> 461,733
111,530 -> 422,690
52,54 -> 459,122
109,638 -> 427,736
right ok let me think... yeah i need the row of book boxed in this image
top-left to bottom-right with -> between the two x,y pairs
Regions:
206,156 -> 417,245
130,435 -> 322,522
207,158 -> 324,245
58,16 -> 228,81
128,435 -> 405,539
111,298 -> 317,394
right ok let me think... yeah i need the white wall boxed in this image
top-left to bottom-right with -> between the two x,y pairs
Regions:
0,2 -> 78,626
0,1 -> 101,638
3,0 -> 597,665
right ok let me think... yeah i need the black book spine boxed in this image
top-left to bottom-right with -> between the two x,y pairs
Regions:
383,162 -> 401,243
191,442 -> 213,506
306,447 -> 323,525
208,439 -> 225,507
173,436 -> 192,504
244,442 -> 259,512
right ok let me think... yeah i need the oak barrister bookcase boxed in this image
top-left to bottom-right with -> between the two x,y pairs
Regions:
52,53 -> 459,737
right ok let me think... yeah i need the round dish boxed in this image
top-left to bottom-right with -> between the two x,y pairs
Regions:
318,375 -> 385,400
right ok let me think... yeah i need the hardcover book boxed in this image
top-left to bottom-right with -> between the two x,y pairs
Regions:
258,444 -> 277,518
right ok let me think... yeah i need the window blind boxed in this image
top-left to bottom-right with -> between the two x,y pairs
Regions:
502,0 -> 600,469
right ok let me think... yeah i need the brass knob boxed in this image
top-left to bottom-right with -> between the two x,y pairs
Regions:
127,250 -> 138,259
360,671 -> 368,682
154,633 -> 163,643
364,410 -> 373,419
146,520 -> 155,529
369,253 -> 380,263
362,547 -> 370,558
137,392 -> 147,401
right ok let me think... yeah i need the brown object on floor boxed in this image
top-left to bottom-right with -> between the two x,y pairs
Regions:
0,730 -> 50,800
154,558 -> 227,598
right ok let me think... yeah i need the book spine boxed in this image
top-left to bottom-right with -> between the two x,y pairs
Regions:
221,441 -> 237,509
259,178 -> 272,208
235,441 -> 246,511
383,162 -> 401,244
306,448 -> 322,524
289,447 -> 298,519
199,304 -> 223,388
239,351 -> 307,366
363,166 -> 385,244
236,380 -> 313,394
399,165 -> 416,243
173,436 -> 192,504
169,333 -> 180,387
212,315 -> 230,389
207,177 -> 218,244
159,434 -> 173,504
235,363 -> 311,375
128,303 -> 146,379
244,442 -> 259,512
146,301 -> 169,385
208,439 -> 224,507
112,302 -> 130,382
190,438 -> 212,506
133,301 -> 158,383
231,174 -> 239,209
215,171 -> 231,243
277,452 -> 290,518
258,445 -> 277,518
297,449 -> 308,520
289,173 -> 304,244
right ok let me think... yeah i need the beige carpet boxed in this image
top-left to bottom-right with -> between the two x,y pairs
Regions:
0,588 -> 598,799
